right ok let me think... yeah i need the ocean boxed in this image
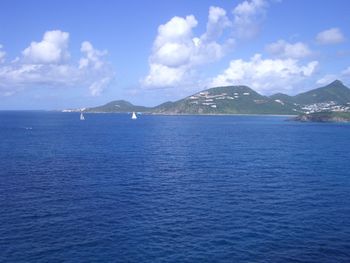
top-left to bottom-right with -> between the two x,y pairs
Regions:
1,111 -> 350,262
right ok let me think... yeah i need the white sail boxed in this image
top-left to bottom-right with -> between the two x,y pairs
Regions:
131,112 -> 137,120
80,112 -> 85,120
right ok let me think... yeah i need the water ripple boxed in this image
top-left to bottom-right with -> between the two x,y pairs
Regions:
0,113 -> 350,262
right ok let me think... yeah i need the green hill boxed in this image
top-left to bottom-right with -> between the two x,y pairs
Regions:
153,86 -> 296,115
294,80 -> 350,105
269,93 -> 296,107
70,80 -> 350,115
269,80 -> 350,106
85,100 -> 151,113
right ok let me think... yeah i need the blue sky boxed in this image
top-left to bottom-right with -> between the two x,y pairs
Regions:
0,0 -> 349,109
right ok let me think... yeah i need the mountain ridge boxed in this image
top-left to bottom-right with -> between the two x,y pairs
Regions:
271,80 -> 350,105
71,80 -> 350,115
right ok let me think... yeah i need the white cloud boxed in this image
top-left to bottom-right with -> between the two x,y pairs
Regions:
156,15 -> 198,45
142,12 -> 232,88
316,28 -> 345,45
22,30 -> 70,64
142,7 -> 236,88
142,15 -> 198,88
89,77 -> 112,96
142,0 -> 274,89
266,40 -> 312,59
203,6 -> 231,41
78,41 -> 113,96
0,31 -> 114,96
0,45 -> 5,63
211,54 -> 318,94
143,63 -> 188,88
152,17 -> 196,67
149,14 -> 230,68
233,0 -> 268,39
0,64 -> 84,92
80,41 -> 108,70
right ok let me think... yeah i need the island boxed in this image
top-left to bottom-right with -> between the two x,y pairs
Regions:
63,80 -> 350,120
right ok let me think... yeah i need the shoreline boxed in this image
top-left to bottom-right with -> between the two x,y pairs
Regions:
0,110 -> 297,117
68,111 -> 298,117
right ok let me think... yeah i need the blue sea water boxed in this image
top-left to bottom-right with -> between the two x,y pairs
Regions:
1,111 -> 350,262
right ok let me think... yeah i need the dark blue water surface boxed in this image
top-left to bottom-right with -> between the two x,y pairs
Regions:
1,111 -> 350,262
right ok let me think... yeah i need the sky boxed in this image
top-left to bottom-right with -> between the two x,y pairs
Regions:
0,0 -> 349,110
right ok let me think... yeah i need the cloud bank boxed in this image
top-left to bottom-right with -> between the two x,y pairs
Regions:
211,54 -> 318,94
22,30 -> 70,64
233,0 -> 268,39
266,40 -> 312,59
142,0 -> 325,95
0,30 -> 114,96
142,0 -> 269,89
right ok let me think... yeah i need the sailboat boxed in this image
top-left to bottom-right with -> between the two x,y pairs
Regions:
80,112 -> 85,120
131,112 -> 137,120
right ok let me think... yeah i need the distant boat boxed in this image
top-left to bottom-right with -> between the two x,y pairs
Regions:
80,112 -> 85,120
131,112 -> 137,120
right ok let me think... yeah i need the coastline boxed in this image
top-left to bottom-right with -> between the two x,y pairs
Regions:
64,111 -> 298,117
